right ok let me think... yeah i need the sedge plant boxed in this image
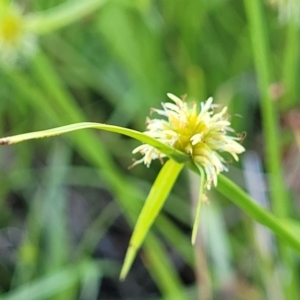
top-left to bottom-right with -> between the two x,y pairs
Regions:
1,93 -> 300,280
0,0 -> 107,66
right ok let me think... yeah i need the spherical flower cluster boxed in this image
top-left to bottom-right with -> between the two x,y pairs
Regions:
0,2 -> 37,66
132,93 -> 245,189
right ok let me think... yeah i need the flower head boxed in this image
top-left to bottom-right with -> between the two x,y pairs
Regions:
268,0 -> 300,25
132,93 -> 245,189
0,1 -> 37,66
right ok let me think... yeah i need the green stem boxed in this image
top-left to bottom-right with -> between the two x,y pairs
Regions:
120,159 -> 184,280
243,3 -> 298,297
217,175 -> 300,252
243,0 -> 289,217
186,160 -> 300,255
0,122 -> 188,163
191,166 -> 205,245
25,0 -> 108,34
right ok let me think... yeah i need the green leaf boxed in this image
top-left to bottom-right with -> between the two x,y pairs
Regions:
0,122 -> 189,163
120,159 -> 184,280
186,163 -> 300,253
278,219 -> 300,234
191,166 -> 205,245
216,174 -> 300,252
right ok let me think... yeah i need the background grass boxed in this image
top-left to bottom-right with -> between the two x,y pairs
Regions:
0,0 -> 299,299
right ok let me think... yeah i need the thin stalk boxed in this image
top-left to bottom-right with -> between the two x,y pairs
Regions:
189,171 -> 212,300
120,159 -> 184,280
216,174 -> 300,252
242,6 -> 297,297
191,167 -> 205,245
243,0 -> 289,216
218,175 -> 299,299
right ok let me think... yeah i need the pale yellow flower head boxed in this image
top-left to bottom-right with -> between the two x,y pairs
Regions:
132,93 -> 245,189
0,1 -> 37,66
268,0 -> 300,25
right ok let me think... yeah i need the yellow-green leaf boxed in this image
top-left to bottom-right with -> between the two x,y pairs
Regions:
191,166 -> 205,245
120,159 -> 184,280
0,122 -> 189,163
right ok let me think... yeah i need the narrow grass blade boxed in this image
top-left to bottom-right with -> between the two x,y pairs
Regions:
191,166 -> 205,245
120,159 -> 184,280
244,1 -> 299,297
0,122 -> 189,163
217,174 -> 300,252
243,0 -> 289,216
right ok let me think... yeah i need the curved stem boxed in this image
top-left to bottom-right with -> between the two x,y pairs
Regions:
217,174 -> 300,252
0,122 -> 189,163
243,0 -> 289,216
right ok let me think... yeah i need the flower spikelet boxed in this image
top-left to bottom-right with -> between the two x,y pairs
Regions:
132,93 -> 245,189
0,1 -> 37,66
268,0 -> 300,26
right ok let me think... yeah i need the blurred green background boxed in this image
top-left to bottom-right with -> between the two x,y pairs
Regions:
0,0 -> 299,299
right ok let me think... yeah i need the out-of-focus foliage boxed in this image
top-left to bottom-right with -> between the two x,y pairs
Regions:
0,0 -> 299,299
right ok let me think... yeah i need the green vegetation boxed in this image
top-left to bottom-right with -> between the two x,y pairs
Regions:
0,0 -> 299,299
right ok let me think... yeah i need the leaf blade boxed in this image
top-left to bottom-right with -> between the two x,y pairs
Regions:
120,159 -> 184,280
0,122 -> 189,163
